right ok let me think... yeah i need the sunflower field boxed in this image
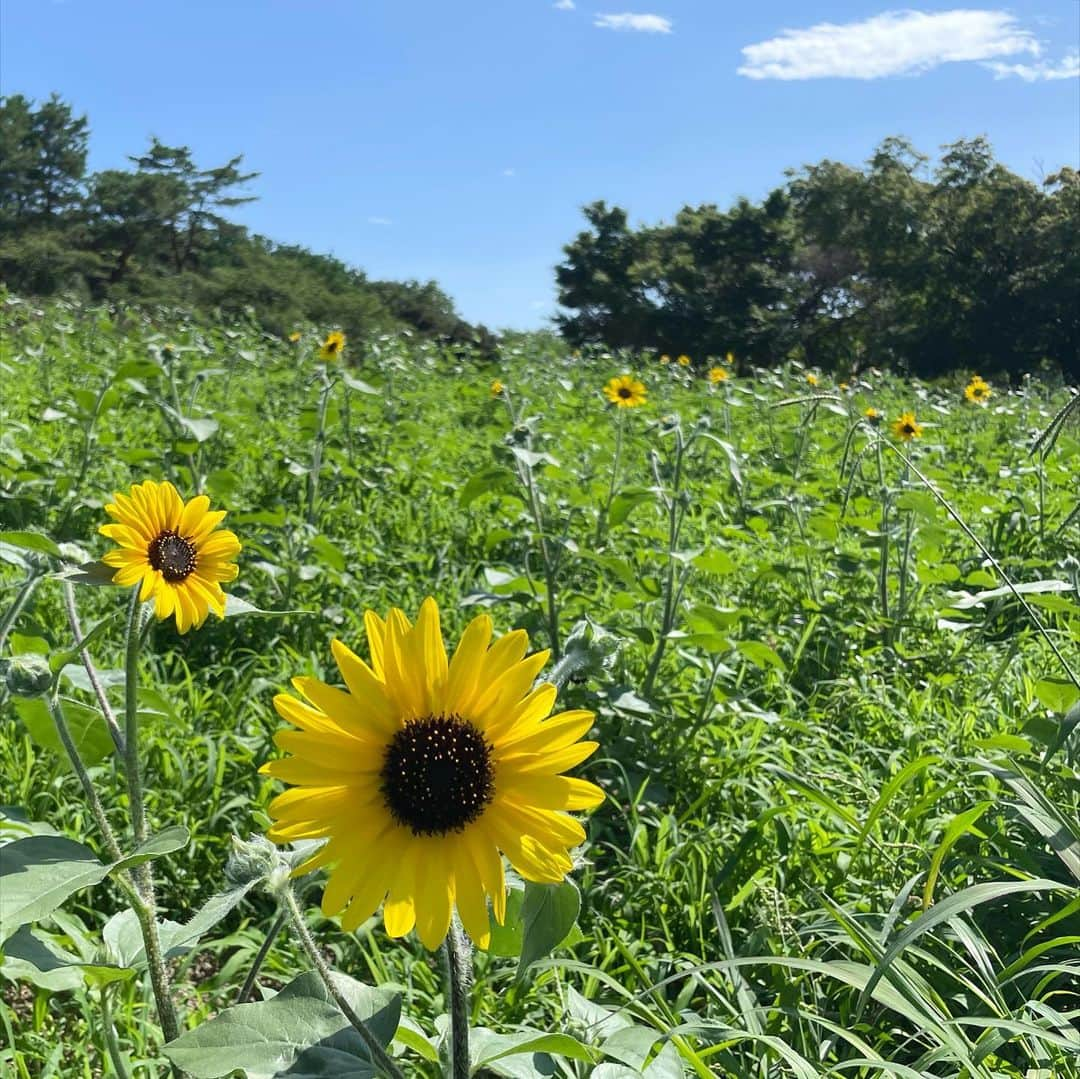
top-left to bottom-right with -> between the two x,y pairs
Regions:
1,294 -> 1079,1078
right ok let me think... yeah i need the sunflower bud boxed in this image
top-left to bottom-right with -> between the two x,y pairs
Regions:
3,654 -> 53,698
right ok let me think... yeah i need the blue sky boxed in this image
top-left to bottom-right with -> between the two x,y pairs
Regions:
3,1 -> 1078,329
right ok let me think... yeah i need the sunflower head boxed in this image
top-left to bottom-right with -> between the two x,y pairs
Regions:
724,351 -> 734,366
659,354 -> 671,364
490,379 -> 504,398
864,406 -> 882,426
965,377 -> 991,405
806,372 -> 819,387
261,598 -> 604,950
319,331 -> 346,361
99,480 -> 241,633
289,331 -> 302,343
891,411 -> 923,441
676,354 -> 691,367
603,374 -> 647,409
708,366 -> 729,384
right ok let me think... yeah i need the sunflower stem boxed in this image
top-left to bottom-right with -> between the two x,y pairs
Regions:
235,907 -> 288,1004
306,368 -> 334,525
122,586 -> 183,1049
594,407 -> 625,548
281,886 -> 405,1079
63,582 -> 125,754
445,921 -> 472,1079
0,570 -> 41,653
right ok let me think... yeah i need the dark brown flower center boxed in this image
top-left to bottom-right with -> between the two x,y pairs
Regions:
148,530 -> 197,583
618,387 -> 632,398
902,423 -> 915,435
380,714 -> 494,836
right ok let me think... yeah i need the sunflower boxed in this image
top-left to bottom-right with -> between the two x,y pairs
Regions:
965,377 -> 991,405
708,366 -> 729,384
319,331 -> 346,361
724,351 -> 734,366
262,598 -> 604,950
891,411 -> 923,441
864,406 -> 882,426
603,374 -> 647,408
659,354 -> 671,364
490,379 -> 504,398
289,331 -> 302,343
676,354 -> 691,367
806,373 -> 819,387
99,480 -> 241,633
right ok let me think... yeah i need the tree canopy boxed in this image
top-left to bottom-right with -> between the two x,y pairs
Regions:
556,137 -> 1079,380
0,94 -> 489,349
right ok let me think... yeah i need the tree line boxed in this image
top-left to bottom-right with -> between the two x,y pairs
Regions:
0,94 -> 491,349
555,137 -> 1079,379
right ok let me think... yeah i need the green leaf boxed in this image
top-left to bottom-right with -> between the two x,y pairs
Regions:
342,375 -> 380,394
0,836 -> 113,942
516,880 -> 580,981
0,531 -> 62,558
693,549 -> 736,575
50,560 -> 119,587
180,416 -> 219,442
735,640 -> 786,672
1034,677 -> 1080,715
1,925 -> 133,989
13,696 -> 115,767
113,826 -> 189,872
224,595 -> 312,618
460,467 -> 516,507
487,887 -> 525,957
608,487 -> 657,527
163,970 -> 400,1078
470,1028 -> 596,1073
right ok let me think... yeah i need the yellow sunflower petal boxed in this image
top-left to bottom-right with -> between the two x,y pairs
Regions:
498,773 -> 605,811
364,610 -> 387,678
445,613 -> 493,713
383,841 -> 420,938
452,835 -> 492,948
414,840 -> 454,949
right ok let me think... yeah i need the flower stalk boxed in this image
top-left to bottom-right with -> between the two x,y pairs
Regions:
445,921 -> 472,1079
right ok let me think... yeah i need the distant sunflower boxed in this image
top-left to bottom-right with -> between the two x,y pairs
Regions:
965,377 -> 991,405
724,351 -> 734,366
490,379 -> 504,398
289,331 -> 302,343
891,411 -> 923,441
677,354 -> 691,367
319,331 -> 346,361
262,598 -> 604,950
603,374 -> 647,408
708,366 -> 729,384
99,480 -> 241,633
806,373 -> 819,387
839,382 -> 850,392
864,407 -> 882,426
659,354 -> 671,365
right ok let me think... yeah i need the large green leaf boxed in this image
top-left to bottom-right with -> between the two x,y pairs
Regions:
163,970 -> 400,1078
516,880 -> 580,981
14,696 -> 116,766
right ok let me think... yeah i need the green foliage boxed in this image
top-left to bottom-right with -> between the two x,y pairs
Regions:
558,137 -> 1080,380
1,300 -> 1078,1076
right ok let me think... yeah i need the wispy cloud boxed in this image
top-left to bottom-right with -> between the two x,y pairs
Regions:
985,50 -> 1079,81
738,10 -> 1040,80
502,168 -> 516,177
367,216 -> 393,226
553,0 -> 575,9
595,13 -> 672,34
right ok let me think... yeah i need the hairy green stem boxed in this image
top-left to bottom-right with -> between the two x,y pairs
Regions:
306,369 -> 334,525
281,887 -> 405,1079
122,587 -> 182,1048
594,408 -> 626,547
0,572 -> 41,653
62,582 -> 125,754
99,985 -> 133,1079
444,921 -> 472,1079
236,907 -> 288,1004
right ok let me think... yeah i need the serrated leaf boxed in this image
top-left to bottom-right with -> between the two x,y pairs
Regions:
163,970 -> 400,1078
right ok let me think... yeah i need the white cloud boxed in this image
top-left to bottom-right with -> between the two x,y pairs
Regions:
738,9 -> 1040,80
367,216 -> 392,226
502,168 -> 516,177
985,50 -> 1080,81
553,0 -> 575,9
595,13 -> 672,34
